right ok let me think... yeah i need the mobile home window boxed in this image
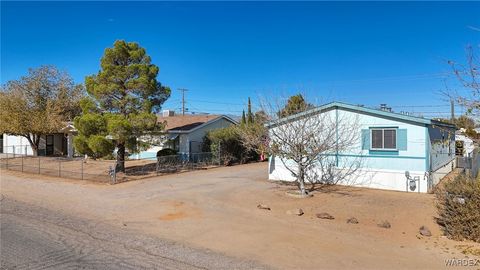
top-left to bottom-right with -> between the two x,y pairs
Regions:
371,128 -> 397,150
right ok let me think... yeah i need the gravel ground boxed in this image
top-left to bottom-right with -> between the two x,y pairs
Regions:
0,196 -> 268,270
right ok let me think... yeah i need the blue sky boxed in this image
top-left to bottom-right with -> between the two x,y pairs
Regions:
2,1 -> 479,117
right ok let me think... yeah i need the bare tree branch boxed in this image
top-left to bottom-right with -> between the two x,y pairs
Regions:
262,96 -> 364,195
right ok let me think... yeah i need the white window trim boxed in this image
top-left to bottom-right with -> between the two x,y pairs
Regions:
370,128 -> 398,151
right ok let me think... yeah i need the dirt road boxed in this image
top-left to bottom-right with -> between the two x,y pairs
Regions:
1,163 -> 478,269
0,196 -> 265,269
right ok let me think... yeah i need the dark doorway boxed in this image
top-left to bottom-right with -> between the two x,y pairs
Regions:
62,135 -> 68,155
46,135 -> 54,156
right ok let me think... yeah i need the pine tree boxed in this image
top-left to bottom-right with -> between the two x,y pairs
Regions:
77,40 -> 170,171
277,94 -> 313,118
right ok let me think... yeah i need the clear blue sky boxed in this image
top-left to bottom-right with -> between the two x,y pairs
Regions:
2,1 -> 479,118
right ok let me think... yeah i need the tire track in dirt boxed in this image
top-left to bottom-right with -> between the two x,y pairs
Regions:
0,196 -> 268,270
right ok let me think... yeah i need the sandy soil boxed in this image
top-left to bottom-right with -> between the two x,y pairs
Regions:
0,156 -> 217,182
1,156 -> 114,182
1,163 -> 479,269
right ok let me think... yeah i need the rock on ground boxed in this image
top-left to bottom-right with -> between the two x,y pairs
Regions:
419,226 -> 432,237
377,221 -> 391,229
347,217 -> 359,224
257,204 -> 271,210
286,209 -> 304,216
316,212 -> 334,220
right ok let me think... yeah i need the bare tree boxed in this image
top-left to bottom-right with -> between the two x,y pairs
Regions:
235,122 -> 269,157
0,66 -> 83,155
448,44 -> 479,115
263,97 -> 364,195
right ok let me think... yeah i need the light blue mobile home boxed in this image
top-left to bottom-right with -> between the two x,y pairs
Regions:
267,102 -> 456,193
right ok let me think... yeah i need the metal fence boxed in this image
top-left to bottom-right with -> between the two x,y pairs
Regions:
117,152 -> 219,183
1,145 -> 220,184
156,152 -> 218,173
0,144 -> 31,156
0,153 -> 114,183
456,149 -> 480,179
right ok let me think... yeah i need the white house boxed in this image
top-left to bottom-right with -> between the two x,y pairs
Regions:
1,111 -> 236,160
133,110 -> 237,159
267,102 -> 456,193
1,123 -> 77,157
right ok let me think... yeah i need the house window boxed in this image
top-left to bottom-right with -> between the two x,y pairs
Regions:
371,128 -> 397,150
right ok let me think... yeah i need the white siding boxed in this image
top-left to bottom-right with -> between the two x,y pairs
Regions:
268,107 -> 452,193
135,117 -> 235,159
181,117 -> 235,154
2,133 -> 67,156
2,134 -> 34,155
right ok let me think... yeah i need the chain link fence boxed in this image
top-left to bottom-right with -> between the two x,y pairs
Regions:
1,145 -> 221,184
114,152 -> 220,183
456,148 -> 480,179
0,146 -> 114,182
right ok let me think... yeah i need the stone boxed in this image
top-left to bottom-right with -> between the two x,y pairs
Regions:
347,217 -> 359,224
377,221 -> 391,229
257,204 -> 271,210
419,226 -> 432,237
316,212 -> 334,220
286,208 -> 304,216
453,196 -> 466,204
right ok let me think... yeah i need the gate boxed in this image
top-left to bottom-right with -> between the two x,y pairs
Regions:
456,151 -> 479,178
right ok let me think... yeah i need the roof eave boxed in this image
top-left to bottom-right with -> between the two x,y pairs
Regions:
266,101 -> 455,128
167,115 -> 238,134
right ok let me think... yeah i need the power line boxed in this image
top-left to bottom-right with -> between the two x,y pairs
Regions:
306,72 -> 452,87
388,104 -> 451,108
189,99 -> 246,106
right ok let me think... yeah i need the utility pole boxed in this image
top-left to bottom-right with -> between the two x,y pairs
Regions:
450,98 -> 455,121
178,88 -> 188,116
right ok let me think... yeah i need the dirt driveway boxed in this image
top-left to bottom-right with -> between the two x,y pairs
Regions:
1,163 -> 479,269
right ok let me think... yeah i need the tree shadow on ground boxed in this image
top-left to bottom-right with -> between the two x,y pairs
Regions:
274,180 -> 363,197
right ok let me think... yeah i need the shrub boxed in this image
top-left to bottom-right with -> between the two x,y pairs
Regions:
205,126 -> 246,165
87,135 -> 115,159
73,135 -> 94,157
435,174 -> 480,242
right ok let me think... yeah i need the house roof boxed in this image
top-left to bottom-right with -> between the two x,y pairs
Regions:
266,101 -> 456,129
59,122 -> 77,133
157,114 -> 237,133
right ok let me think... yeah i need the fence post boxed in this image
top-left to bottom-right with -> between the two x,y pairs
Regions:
81,160 -> 84,180
218,142 -> 222,166
25,145 -> 27,156
59,160 -> 61,177
6,151 -> 8,169
38,157 -> 41,174
13,145 -> 15,158
21,155 -> 24,172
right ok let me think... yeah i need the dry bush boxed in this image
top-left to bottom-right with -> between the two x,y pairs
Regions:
435,174 -> 480,242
